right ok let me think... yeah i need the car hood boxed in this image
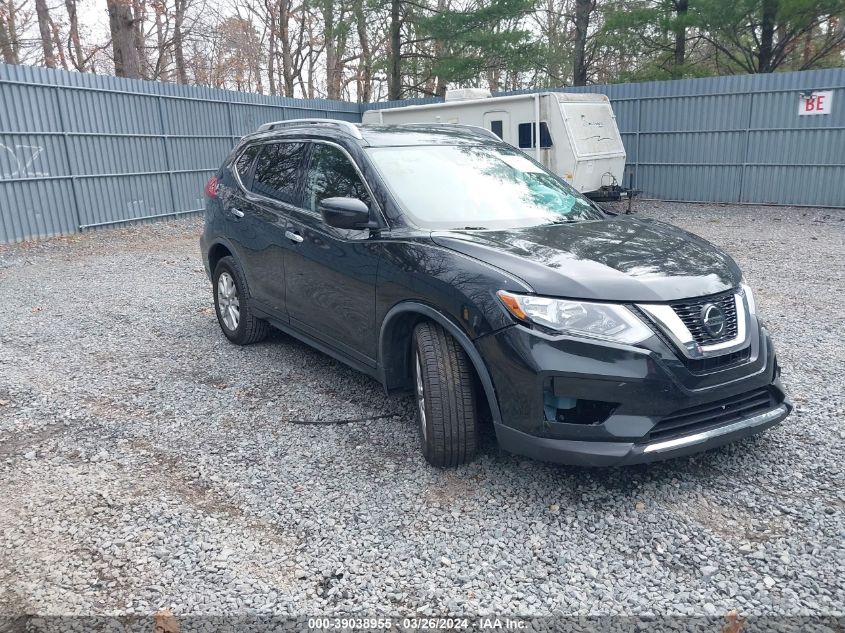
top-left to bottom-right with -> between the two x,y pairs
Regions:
430,217 -> 741,302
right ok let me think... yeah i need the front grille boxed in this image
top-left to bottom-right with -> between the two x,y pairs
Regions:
649,387 -> 776,442
685,346 -> 751,374
671,291 -> 738,345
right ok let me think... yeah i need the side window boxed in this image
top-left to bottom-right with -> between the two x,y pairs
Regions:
251,142 -> 307,205
304,144 -> 372,214
490,120 -> 504,139
517,122 -> 553,149
234,144 -> 260,187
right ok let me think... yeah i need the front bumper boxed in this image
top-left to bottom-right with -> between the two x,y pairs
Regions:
493,403 -> 789,466
476,318 -> 791,467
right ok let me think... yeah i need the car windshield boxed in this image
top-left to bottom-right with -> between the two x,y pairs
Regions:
366,144 -> 605,230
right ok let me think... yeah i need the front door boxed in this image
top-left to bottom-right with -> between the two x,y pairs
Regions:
283,142 -> 380,364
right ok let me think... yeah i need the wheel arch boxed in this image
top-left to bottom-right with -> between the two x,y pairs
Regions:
378,302 -> 502,425
207,241 -> 235,277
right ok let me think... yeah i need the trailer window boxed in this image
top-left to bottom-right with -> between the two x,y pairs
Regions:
518,122 -> 553,149
490,120 -> 504,139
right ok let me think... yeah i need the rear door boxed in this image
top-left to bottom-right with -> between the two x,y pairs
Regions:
218,143 -> 265,282
241,141 -> 308,316
283,141 -> 380,364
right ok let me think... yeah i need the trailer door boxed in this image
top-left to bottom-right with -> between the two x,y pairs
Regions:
482,111 -> 511,143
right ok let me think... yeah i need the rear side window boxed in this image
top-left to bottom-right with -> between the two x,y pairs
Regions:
234,145 -> 260,187
251,142 -> 307,205
518,122 -> 553,149
304,144 -> 372,213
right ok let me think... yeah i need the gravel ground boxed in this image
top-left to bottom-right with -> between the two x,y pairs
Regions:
0,201 -> 843,621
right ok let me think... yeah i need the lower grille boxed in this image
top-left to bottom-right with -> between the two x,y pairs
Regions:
685,346 -> 751,374
649,387 -> 776,442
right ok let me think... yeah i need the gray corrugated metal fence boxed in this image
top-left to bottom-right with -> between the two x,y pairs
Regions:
1,64 -> 844,243
0,63 -> 359,243
366,68 -> 845,209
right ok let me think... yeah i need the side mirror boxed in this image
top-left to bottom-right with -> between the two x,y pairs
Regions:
319,197 -> 374,230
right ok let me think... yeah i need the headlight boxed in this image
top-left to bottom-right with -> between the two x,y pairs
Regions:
497,290 -> 652,344
740,281 -> 756,315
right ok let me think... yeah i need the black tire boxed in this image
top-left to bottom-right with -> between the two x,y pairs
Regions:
212,256 -> 269,345
412,321 -> 478,466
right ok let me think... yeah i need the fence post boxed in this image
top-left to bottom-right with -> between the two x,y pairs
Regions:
738,91 -> 755,203
53,85 -> 84,233
156,95 -> 178,215
227,100 -> 237,148
634,98 -> 642,192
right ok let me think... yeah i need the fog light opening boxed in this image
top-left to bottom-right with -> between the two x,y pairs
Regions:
543,381 -> 617,425
544,390 -> 576,421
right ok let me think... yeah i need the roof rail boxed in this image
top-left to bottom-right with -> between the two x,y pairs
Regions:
257,118 -> 363,140
398,122 -> 501,142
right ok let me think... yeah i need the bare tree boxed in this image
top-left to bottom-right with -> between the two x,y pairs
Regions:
133,0 -> 147,77
173,0 -> 189,82
278,0 -> 295,96
532,0 -> 569,85
0,0 -> 19,64
49,14 -> 69,68
34,0 -> 56,67
318,0 -> 352,99
65,0 -> 86,70
262,0 -> 276,93
352,0 -> 372,101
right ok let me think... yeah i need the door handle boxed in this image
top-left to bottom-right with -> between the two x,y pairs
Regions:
285,229 -> 304,244
230,208 -> 245,218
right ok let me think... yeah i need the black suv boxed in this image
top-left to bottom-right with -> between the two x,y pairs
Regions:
200,119 -> 790,467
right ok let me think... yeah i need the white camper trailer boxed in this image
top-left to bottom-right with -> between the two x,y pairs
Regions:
362,89 -> 628,200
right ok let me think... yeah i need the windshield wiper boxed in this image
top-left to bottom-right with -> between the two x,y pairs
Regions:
457,226 -> 488,230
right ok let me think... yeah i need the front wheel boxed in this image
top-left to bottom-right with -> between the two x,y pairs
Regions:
412,322 -> 478,466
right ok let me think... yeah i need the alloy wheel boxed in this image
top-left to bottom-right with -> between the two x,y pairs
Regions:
217,271 -> 240,331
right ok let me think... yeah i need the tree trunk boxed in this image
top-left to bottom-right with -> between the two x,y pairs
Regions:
65,0 -> 86,70
153,0 -> 168,80
432,0 -> 448,97
0,2 -> 18,65
353,0 -> 371,102
572,0 -> 590,85
265,0 -> 276,94
673,0 -> 688,67
388,0 -> 401,100
107,0 -> 141,78
280,0 -> 294,97
7,0 -> 21,62
173,0 -> 188,83
49,16 -> 68,69
543,0 -> 561,84
758,0 -> 778,72
132,0 -> 146,78
324,7 -> 340,100
35,0 -> 56,68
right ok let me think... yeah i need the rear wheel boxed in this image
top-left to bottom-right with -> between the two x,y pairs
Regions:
412,322 -> 478,466
212,256 -> 269,345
